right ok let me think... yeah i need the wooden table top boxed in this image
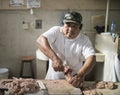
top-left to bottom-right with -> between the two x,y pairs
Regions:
0,79 -> 120,95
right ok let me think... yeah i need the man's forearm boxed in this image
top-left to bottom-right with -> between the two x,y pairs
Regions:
77,55 -> 96,77
36,35 -> 58,61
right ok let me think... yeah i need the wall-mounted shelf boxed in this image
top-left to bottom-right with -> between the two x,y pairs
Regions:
0,0 -> 120,10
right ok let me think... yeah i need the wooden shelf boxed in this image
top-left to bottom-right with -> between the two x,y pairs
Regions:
0,0 -> 120,10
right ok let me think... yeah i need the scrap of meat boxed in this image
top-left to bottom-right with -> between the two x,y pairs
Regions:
1,78 -> 39,95
96,81 -> 106,89
105,81 -> 117,90
63,66 -> 72,82
63,66 -> 83,88
82,84 -> 103,95
83,89 -> 103,95
96,81 -> 117,90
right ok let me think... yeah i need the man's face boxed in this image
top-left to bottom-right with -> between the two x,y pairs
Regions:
63,22 -> 81,39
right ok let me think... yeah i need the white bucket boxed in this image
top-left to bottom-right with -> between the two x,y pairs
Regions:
0,68 -> 9,79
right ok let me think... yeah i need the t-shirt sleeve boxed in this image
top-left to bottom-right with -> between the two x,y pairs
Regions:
42,26 -> 59,44
82,36 -> 95,59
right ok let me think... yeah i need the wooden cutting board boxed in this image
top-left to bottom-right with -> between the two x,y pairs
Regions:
22,80 -> 83,95
41,80 -> 82,95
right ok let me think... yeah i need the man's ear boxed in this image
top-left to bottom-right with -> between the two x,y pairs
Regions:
79,24 -> 83,29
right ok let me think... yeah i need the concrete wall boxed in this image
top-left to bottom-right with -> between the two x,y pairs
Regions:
0,1 -> 120,78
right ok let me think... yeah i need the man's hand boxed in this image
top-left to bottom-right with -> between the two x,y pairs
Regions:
63,67 -> 83,88
69,74 -> 84,88
52,58 -> 64,72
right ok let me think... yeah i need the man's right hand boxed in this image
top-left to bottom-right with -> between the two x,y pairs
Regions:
52,58 -> 64,72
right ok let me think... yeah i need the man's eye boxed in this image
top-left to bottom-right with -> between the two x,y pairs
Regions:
65,24 -> 70,27
67,25 -> 71,27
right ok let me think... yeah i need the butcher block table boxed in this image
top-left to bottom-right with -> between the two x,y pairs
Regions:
33,80 -> 120,95
0,79 -> 82,95
1,79 -> 120,95
41,81 -> 120,95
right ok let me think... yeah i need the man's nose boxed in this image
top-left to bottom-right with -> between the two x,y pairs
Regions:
69,27 -> 74,31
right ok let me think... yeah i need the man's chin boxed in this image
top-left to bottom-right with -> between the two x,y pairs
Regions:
66,34 -> 71,38
68,35 -> 75,39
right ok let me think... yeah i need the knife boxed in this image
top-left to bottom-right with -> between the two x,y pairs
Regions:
37,80 -> 48,95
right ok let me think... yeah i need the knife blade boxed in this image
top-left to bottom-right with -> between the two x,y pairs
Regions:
37,80 -> 48,95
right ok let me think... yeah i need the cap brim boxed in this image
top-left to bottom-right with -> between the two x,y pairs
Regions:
63,19 -> 79,24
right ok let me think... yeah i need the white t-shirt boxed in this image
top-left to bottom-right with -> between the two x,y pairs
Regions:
38,26 -> 95,80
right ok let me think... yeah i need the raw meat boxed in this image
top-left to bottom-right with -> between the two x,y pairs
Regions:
0,78 -> 40,95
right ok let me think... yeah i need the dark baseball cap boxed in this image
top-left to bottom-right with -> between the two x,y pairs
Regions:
63,11 -> 82,24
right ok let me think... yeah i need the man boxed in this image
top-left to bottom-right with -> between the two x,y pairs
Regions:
36,11 -> 96,87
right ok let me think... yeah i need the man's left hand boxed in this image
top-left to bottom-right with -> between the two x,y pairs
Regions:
69,74 -> 84,88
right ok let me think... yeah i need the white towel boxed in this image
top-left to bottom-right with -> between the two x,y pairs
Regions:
112,54 -> 120,82
36,49 -> 49,61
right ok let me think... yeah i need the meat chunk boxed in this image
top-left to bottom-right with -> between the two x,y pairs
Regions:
63,66 -> 72,82
63,66 -> 83,88
96,81 -> 117,90
1,78 -> 39,95
62,66 -> 72,82
83,89 -> 103,95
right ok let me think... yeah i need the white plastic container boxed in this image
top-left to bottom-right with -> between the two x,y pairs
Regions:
0,68 -> 9,79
